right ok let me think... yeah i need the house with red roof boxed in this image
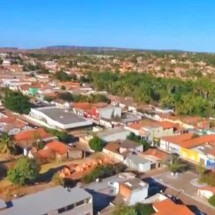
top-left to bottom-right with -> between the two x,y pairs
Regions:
160,133 -> 215,167
153,198 -> 194,215
141,148 -> 169,168
14,128 -> 56,151
29,140 -> 83,163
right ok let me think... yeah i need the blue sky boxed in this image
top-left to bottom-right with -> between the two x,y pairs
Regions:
1,0 -> 215,52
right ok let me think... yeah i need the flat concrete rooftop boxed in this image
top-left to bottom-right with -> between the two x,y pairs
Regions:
35,107 -> 87,125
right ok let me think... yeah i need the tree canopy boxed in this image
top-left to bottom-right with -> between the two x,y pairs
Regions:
127,133 -> 150,151
0,133 -> 16,154
209,195 -> 215,207
54,71 -> 75,81
46,128 -> 72,143
89,136 -> 106,152
58,92 -> 110,103
113,204 -> 155,215
89,71 -> 215,117
8,157 -> 40,185
4,90 -> 32,114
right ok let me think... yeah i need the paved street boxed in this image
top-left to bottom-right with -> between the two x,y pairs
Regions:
151,171 -> 215,215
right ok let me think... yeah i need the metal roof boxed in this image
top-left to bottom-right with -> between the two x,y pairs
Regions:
34,107 -> 87,125
0,186 -> 91,215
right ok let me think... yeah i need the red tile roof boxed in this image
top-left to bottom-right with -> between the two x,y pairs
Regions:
46,140 -> 69,155
162,133 -> 195,145
153,199 -> 194,215
159,121 -> 178,129
181,135 -> 215,148
14,128 -> 52,142
142,148 -> 168,160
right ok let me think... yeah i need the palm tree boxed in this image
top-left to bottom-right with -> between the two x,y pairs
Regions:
167,155 -> 187,174
0,132 -> 15,154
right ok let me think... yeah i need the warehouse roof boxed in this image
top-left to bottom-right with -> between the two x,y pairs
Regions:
1,186 -> 91,215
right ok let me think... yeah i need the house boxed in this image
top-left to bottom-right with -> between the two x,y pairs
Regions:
141,148 -> 169,169
161,115 -> 210,130
125,120 -> 180,142
154,107 -> 174,114
97,105 -> 122,120
29,140 -> 83,162
160,133 -> 215,167
2,59 -> 11,66
0,116 -> 32,135
198,186 -> 215,199
124,154 -> 151,172
29,106 -> 93,130
152,198 -> 194,215
0,186 -> 93,215
159,133 -> 195,154
14,128 -> 56,151
59,81 -> 81,90
103,142 -> 125,161
95,127 -> 130,142
72,102 -> 108,119
112,178 -> 149,206
103,140 -> 143,161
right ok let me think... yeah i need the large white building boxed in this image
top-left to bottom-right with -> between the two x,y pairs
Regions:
0,186 -> 93,215
29,106 -> 93,130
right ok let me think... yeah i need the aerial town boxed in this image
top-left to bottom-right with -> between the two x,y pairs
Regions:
0,49 -> 215,215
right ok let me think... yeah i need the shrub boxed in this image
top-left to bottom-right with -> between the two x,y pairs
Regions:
52,173 -> 65,186
8,157 -> 40,185
208,195 -> 215,207
89,136 -> 106,152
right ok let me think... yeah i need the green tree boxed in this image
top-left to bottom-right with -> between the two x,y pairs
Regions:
167,157 -> 187,173
127,133 -> 150,151
208,195 -> 215,207
8,157 -> 40,185
135,203 -> 155,215
83,164 -> 125,184
54,71 -> 72,81
4,90 -> 31,114
46,128 -> 72,143
196,164 -> 206,176
0,133 -> 15,154
113,205 -> 137,215
89,136 -> 105,152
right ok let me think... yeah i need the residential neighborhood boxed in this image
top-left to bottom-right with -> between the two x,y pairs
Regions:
0,50 -> 215,215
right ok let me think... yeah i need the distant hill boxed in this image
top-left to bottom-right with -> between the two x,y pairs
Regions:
0,45 -> 197,54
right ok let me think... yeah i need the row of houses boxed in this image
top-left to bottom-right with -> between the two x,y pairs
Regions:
0,175 -> 195,215
159,133 -> 215,169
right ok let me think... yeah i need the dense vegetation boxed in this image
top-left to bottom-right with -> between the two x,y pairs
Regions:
209,195 -> 215,207
199,172 -> 215,187
46,128 -> 72,143
4,90 -> 32,114
127,133 -> 150,151
113,203 -> 155,215
89,71 -> 215,117
54,71 -> 77,81
89,136 -> 106,152
58,92 -> 110,103
82,163 -> 126,184
0,133 -> 16,154
8,157 -> 40,185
